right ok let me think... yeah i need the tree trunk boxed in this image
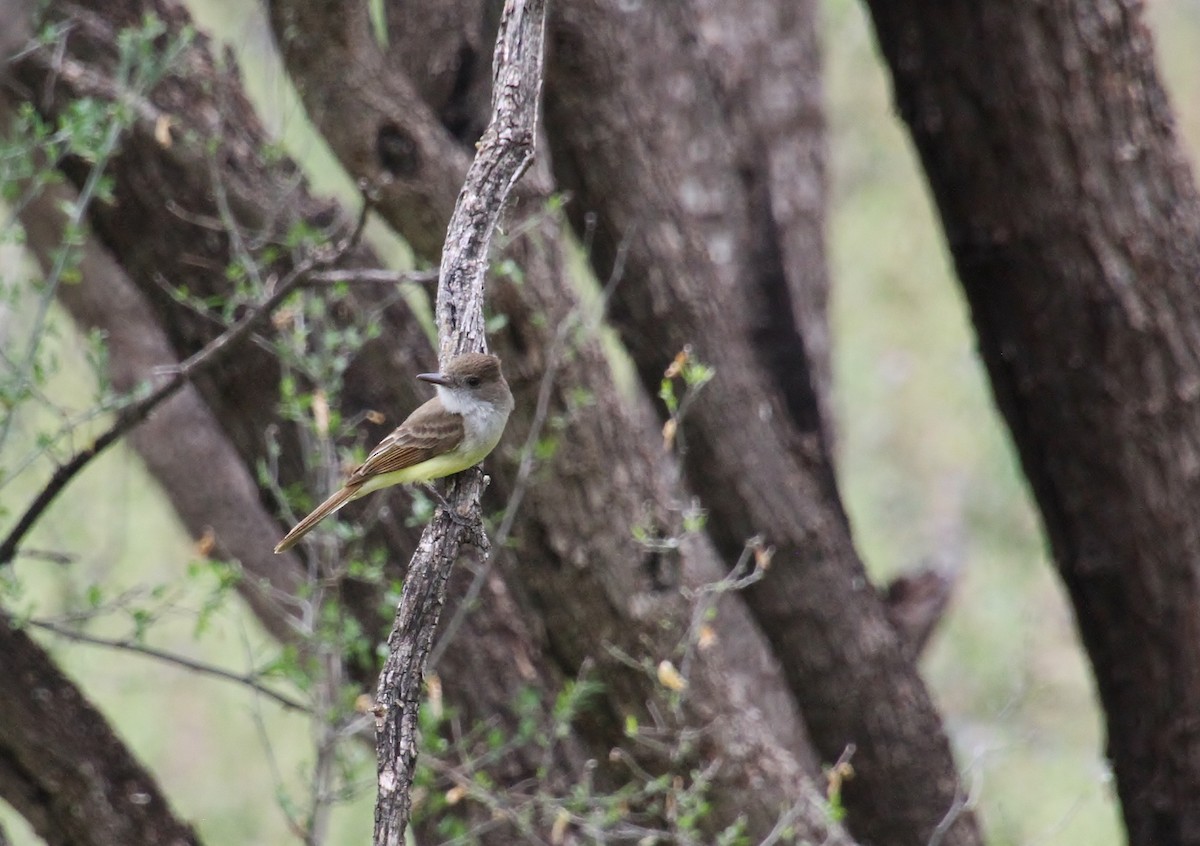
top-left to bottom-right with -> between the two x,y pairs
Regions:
0,620 -> 201,846
266,2 -> 847,838
7,3 -> 590,841
8,0 -> 849,840
863,2 -> 1200,844
542,2 -> 981,844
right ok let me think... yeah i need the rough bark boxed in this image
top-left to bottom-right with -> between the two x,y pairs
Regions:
6,3 -> 585,841
0,620 -> 201,846
542,2 -> 980,845
5,0 -> 847,841
373,478 -> 491,844
863,3 -> 1200,844
267,1 -> 848,840
373,1 -> 543,839
686,0 -> 834,442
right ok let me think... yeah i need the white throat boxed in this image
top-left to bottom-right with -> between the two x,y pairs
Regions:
437,385 -> 513,453
436,385 -> 483,416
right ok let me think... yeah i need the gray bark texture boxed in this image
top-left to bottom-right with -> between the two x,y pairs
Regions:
373,0 -> 543,841
863,2 -> 1200,845
2,0 -> 859,843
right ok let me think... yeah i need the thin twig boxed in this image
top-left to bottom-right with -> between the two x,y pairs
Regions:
235,618 -> 310,838
422,756 -> 553,846
25,618 -> 308,712
11,548 -> 74,565
0,198 -> 373,566
208,140 -> 267,294
677,536 -> 769,686
0,390 -> 133,491
927,766 -> 978,846
0,23 -> 186,454
306,646 -> 343,846
306,268 -> 438,286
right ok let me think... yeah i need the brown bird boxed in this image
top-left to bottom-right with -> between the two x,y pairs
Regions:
274,353 -> 514,553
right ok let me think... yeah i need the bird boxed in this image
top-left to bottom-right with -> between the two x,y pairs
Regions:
274,352 -> 514,553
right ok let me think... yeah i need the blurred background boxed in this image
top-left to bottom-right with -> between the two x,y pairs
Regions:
3,0 -> 1199,842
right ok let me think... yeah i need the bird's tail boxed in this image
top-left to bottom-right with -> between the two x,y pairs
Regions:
274,484 -> 361,553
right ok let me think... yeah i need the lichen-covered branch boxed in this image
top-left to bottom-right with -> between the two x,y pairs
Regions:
371,1 -> 545,842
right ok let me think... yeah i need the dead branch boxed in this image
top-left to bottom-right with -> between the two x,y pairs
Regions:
370,0 -> 545,842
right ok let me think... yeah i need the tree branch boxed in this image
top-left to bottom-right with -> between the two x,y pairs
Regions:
305,268 -> 439,286
371,0 -> 545,842
0,200 -> 371,566
0,617 -> 202,846
270,0 -> 848,839
542,2 -> 979,842
862,1 -> 1200,840
26,618 -> 308,713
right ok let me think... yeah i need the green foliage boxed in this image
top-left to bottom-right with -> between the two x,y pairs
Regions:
484,310 -> 509,333
494,257 -> 524,285
552,676 -> 603,736
403,666 -> 768,845
0,12 -> 387,842
0,12 -> 193,481
259,644 -> 313,692
188,558 -> 240,637
1,0 -> 1166,842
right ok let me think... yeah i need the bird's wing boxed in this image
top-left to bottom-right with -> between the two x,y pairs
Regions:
349,398 -> 465,481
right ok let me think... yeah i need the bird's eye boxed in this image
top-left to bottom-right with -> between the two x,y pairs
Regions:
465,376 -> 481,388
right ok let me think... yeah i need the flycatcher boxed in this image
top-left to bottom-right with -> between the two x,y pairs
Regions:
274,352 -> 514,553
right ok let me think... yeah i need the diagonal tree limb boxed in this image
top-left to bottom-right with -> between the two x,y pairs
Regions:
370,1 -> 544,842
541,2 -> 981,843
11,8 -> 588,841
0,617 -> 202,846
7,158 -> 310,646
862,1 -> 1200,841
0,200 -> 371,567
269,0 -> 850,840
13,0 -> 852,840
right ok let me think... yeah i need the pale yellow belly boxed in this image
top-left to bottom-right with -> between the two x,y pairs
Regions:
354,443 -> 496,497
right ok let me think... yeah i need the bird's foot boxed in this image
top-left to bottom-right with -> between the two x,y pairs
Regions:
423,483 -> 473,527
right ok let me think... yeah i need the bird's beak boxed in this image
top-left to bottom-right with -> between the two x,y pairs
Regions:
417,371 -> 451,386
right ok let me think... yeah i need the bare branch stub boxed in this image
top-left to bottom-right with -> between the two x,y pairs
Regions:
370,0 -> 546,844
